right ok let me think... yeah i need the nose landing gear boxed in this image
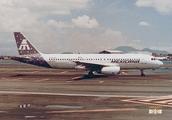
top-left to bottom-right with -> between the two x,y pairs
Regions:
140,69 -> 145,76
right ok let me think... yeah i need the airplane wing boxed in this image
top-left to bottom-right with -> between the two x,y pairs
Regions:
73,60 -> 119,70
11,56 -> 31,62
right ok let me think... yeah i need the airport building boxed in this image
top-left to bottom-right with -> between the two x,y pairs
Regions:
99,50 -> 124,54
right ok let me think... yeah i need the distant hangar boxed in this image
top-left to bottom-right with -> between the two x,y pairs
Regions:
99,50 -> 124,54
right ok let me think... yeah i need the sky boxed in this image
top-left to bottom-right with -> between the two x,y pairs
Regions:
1,0 -> 172,55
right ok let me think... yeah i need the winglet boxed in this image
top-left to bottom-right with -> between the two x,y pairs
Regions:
14,32 -> 40,55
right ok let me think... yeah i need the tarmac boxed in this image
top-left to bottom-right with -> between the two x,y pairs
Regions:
0,60 -> 172,120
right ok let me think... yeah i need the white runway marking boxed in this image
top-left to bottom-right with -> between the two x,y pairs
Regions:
0,111 -> 7,113
47,108 -> 137,114
0,90 -> 155,98
155,99 -> 172,104
1,77 -> 23,81
3,70 -> 14,73
1,77 -> 8,80
30,71 -> 39,73
71,76 -> 83,80
11,78 -> 23,81
138,95 -> 172,102
122,95 -> 172,108
66,80 -> 74,83
19,71 -> 37,74
54,71 -> 68,74
60,71 -> 68,74
121,72 -> 128,75
99,81 -> 104,83
35,78 -> 50,83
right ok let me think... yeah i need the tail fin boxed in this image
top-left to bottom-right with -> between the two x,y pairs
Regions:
14,32 -> 40,55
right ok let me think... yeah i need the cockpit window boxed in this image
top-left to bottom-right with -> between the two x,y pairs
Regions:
151,58 -> 156,60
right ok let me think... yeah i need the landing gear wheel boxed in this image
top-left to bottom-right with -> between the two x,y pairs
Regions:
88,71 -> 94,77
141,73 -> 145,76
140,69 -> 145,77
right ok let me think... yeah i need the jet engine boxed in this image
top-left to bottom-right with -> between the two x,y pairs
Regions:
100,66 -> 120,75
75,65 -> 86,70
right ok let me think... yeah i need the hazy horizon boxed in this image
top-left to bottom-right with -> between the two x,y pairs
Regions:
0,0 -> 172,55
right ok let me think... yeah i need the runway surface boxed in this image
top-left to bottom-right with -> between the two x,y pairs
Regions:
0,60 -> 172,120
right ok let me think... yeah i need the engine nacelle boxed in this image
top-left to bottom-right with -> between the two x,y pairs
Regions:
100,66 -> 120,75
75,65 -> 86,70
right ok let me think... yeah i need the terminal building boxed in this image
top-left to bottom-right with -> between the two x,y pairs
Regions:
99,50 -> 124,54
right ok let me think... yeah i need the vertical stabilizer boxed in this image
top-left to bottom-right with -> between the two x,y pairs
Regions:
14,32 -> 40,55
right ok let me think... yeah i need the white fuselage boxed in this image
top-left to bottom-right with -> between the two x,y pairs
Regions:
41,53 -> 163,70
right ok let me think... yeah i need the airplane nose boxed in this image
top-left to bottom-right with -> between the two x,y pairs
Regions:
158,61 -> 163,66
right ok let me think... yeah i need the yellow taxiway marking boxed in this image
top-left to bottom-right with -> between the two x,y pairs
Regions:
35,78 -> 50,83
47,108 -> 137,114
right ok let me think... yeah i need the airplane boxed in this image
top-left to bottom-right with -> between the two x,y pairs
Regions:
11,32 -> 163,77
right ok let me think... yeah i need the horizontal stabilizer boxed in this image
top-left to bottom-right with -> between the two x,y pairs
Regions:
11,56 -> 31,62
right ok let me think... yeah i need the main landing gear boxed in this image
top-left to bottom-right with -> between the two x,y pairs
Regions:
88,71 -> 94,77
140,69 -> 145,76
